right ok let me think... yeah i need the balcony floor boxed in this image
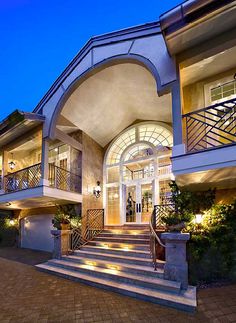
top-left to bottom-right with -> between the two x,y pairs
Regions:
0,185 -> 82,209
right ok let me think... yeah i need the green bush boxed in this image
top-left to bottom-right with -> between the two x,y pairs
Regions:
187,201 -> 236,285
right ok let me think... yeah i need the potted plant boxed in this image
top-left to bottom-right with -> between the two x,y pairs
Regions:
52,205 -> 71,230
160,181 -> 215,232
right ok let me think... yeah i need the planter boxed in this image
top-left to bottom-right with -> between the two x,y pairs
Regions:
167,221 -> 185,233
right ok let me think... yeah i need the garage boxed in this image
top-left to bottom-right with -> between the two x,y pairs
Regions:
20,214 -> 54,252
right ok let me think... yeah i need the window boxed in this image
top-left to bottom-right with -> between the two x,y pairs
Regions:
106,123 -> 172,165
210,79 -> 236,103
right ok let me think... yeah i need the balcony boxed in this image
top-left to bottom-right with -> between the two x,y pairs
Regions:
172,98 -> 236,190
0,163 -> 82,209
183,98 -> 236,153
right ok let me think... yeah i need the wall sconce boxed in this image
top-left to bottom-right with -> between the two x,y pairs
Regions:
8,153 -> 16,171
93,181 -> 101,198
195,213 -> 203,224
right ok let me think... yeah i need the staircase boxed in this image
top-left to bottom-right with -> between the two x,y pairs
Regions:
36,228 -> 196,312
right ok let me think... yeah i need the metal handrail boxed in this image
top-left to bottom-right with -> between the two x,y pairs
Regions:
4,163 -> 41,193
149,206 -> 166,271
182,97 -> 236,117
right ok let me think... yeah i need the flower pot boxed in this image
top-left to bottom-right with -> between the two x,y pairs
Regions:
167,222 -> 185,232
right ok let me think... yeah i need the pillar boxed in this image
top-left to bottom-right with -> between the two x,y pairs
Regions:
161,232 -> 190,289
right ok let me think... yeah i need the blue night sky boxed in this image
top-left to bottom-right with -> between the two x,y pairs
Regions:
0,0 -> 183,121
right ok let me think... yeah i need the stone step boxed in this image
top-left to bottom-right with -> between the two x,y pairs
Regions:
61,254 -> 164,278
98,233 -> 150,239
74,249 -> 163,268
87,241 -> 149,251
79,245 -> 151,258
46,259 -> 178,292
36,263 -> 197,312
93,236 -> 149,244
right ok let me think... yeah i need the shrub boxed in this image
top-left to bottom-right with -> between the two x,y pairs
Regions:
187,201 -> 236,285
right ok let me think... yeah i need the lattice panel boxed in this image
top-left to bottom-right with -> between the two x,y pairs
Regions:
184,98 -> 236,152
49,164 -> 81,193
153,204 -> 175,228
70,209 -> 104,251
4,163 -> 41,193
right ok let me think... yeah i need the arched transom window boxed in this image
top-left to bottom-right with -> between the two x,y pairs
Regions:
106,122 -> 172,166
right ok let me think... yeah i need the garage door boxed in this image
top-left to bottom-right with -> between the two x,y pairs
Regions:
21,214 -> 54,252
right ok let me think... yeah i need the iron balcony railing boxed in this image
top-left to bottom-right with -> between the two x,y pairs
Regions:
49,164 -> 82,194
183,98 -> 236,153
4,163 -> 41,193
2,163 -> 81,194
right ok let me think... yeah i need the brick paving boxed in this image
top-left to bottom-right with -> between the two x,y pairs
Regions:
0,248 -> 236,322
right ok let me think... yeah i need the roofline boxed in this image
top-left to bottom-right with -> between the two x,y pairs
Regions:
33,21 -> 161,114
0,110 -> 45,135
160,0 -> 235,36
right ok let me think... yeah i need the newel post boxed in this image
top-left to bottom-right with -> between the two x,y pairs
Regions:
161,232 -> 190,289
51,230 -> 70,259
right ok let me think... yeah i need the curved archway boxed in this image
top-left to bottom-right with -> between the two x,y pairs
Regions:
104,122 -> 173,226
48,55 -> 170,140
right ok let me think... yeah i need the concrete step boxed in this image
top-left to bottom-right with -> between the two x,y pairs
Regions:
36,263 -> 197,312
46,259 -> 176,292
61,254 -> 164,278
79,245 -> 151,258
74,249 -> 163,268
87,241 -> 149,251
98,233 -> 150,239
93,236 -> 149,244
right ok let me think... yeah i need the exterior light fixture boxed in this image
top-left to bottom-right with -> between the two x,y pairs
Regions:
8,153 -> 16,171
9,219 -> 15,226
195,213 -> 203,224
93,181 -> 101,198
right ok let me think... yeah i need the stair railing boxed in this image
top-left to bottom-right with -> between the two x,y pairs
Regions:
70,208 -> 104,251
149,205 -> 166,270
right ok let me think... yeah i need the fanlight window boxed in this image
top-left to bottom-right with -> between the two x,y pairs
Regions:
124,145 -> 153,162
106,128 -> 136,165
106,123 -> 172,165
139,124 -> 173,147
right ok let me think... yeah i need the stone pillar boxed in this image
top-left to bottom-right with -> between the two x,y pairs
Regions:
51,230 -> 70,259
161,232 -> 190,289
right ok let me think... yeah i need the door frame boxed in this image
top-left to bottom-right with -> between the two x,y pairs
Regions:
122,178 -> 155,225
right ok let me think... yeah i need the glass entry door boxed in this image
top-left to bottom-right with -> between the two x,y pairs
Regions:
125,182 -> 153,224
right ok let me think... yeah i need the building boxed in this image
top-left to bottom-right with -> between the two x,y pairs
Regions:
0,0 -> 236,310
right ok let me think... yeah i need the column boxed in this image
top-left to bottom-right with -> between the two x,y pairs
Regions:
40,138 -> 49,186
161,232 -> 190,289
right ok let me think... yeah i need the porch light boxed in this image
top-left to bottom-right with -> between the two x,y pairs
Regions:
195,213 -> 203,224
93,181 -> 101,198
8,153 -> 16,170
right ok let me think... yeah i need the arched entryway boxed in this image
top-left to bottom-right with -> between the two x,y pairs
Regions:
104,122 -> 173,226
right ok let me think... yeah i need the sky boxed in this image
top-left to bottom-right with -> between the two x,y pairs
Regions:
0,0 -> 183,121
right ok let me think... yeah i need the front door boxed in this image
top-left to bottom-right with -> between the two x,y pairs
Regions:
125,182 -> 153,224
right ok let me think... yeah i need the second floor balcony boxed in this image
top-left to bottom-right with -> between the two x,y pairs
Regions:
183,98 -> 236,153
1,163 -> 81,194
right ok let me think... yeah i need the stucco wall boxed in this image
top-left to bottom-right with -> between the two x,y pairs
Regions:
182,67 -> 236,114
82,132 -> 104,218
216,188 -> 236,204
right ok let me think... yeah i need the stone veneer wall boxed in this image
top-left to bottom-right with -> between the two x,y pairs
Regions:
82,132 -> 104,218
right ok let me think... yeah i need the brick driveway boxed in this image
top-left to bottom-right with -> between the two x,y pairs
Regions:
0,247 -> 236,322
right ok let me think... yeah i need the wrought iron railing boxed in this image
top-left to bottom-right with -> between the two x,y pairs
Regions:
149,204 -> 174,270
49,164 -> 81,193
4,163 -> 41,193
70,209 -> 104,251
183,98 -> 236,153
